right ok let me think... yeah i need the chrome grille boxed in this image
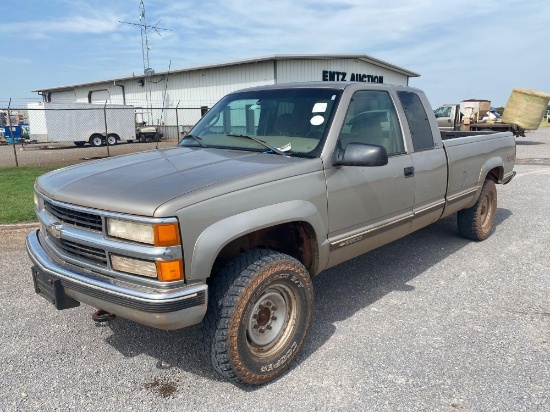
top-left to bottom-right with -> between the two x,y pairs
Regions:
44,200 -> 103,231
48,235 -> 108,267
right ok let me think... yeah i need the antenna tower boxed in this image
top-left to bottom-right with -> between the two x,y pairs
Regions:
119,1 -> 171,121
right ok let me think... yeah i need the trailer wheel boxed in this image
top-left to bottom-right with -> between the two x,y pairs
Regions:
89,134 -> 104,147
457,179 -> 497,241
107,134 -> 119,145
202,249 -> 314,385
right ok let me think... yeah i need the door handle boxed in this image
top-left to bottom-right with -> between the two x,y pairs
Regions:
404,167 -> 415,178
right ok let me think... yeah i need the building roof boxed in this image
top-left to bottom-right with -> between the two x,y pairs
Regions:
32,54 -> 420,93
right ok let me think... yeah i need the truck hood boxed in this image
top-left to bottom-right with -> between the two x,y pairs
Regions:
37,147 -> 322,216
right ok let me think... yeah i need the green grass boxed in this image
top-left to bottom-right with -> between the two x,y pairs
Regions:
539,118 -> 550,128
0,166 -> 59,224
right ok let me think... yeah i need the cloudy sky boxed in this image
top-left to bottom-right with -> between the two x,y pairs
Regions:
1,0 -> 548,108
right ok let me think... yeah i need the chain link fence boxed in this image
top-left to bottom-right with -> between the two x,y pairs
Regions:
0,104 -> 204,168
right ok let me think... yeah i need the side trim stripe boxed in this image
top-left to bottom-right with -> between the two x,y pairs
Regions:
330,215 -> 413,251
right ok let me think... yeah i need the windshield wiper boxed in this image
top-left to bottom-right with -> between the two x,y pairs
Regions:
181,134 -> 207,147
226,134 -> 288,156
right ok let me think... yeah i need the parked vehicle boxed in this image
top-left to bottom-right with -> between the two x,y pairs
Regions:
27,102 -> 136,146
2,123 -> 29,144
27,82 -> 516,385
134,110 -> 164,142
434,100 -> 525,136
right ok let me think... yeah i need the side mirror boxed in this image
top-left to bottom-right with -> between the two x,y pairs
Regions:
332,143 -> 388,167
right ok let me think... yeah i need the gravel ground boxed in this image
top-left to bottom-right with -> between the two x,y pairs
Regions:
1,129 -> 548,411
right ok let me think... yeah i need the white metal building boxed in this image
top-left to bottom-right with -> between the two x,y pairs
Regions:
33,54 -> 419,108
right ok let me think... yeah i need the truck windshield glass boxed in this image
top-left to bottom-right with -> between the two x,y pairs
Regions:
179,88 -> 342,156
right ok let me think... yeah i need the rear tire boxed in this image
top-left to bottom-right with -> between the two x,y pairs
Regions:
202,249 -> 314,385
107,134 -> 118,145
457,179 -> 497,241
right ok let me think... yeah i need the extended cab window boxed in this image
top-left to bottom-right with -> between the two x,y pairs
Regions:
339,90 -> 405,155
397,91 -> 434,151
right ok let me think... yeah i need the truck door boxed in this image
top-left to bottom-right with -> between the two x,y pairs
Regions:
434,105 -> 454,130
326,90 -> 415,267
397,91 -> 448,233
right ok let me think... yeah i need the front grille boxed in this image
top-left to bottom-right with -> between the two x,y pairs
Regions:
45,200 -> 103,231
48,235 -> 108,267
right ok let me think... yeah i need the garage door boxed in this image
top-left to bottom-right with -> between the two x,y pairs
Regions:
90,89 -> 111,104
49,90 -> 76,103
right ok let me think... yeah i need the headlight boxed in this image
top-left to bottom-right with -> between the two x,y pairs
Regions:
111,255 -> 157,278
107,218 -> 181,247
34,192 -> 39,209
111,255 -> 184,281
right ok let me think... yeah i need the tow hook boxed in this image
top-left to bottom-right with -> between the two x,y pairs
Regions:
92,309 -> 116,326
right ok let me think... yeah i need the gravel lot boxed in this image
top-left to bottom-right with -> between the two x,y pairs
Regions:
1,129 -> 549,411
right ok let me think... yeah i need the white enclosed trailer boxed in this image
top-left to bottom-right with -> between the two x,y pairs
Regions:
27,102 -> 136,146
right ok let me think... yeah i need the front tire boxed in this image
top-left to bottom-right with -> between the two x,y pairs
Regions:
89,134 -> 104,147
457,179 -> 497,241
202,249 -> 314,385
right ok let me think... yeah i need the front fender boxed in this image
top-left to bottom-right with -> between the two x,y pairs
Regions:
189,200 -> 328,281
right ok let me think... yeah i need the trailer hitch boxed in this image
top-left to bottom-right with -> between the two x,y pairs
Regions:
92,309 -> 116,326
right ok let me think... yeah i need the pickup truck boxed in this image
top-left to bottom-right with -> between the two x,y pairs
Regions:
434,102 -> 525,136
27,82 -> 516,385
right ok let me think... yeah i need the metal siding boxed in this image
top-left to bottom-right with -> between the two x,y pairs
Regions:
276,59 -> 408,85
49,59 -> 408,112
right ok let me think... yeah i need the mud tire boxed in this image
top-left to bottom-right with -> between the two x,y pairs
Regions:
202,249 -> 314,385
457,179 -> 497,241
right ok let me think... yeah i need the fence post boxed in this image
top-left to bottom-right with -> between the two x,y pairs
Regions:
175,101 -> 180,143
7,98 -> 19,167
103,101 -> 110,157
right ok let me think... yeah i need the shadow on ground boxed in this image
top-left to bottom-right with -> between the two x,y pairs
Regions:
104,209 -> 512,388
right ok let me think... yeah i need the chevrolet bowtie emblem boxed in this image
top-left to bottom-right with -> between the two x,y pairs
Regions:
47,222 -> 63,239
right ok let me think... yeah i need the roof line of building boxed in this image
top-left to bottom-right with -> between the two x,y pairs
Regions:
32,54 -> 420,93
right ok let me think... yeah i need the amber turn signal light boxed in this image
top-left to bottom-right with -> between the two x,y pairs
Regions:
156,259 -> 184,282
154,223 -> 181,247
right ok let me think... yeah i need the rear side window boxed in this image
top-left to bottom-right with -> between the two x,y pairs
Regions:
398,92 -> 434,151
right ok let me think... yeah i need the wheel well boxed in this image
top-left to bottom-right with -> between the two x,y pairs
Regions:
210,222 -> 318,279
487,166 -> 503,183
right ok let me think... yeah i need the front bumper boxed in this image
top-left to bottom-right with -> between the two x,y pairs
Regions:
26,230 -> 207,330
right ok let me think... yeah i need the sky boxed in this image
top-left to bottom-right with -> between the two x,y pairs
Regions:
0,0 -> 548,109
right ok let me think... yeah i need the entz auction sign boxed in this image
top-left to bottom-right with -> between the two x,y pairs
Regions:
322,70 -> 384,84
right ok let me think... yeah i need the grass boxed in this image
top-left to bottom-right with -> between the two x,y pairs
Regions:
539,118 -> 550,128
0,166 -> 59,224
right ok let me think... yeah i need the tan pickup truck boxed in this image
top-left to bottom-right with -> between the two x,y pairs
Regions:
27,82 -> 516,385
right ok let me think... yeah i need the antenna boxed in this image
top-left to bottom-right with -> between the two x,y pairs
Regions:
120,0 -> 172,120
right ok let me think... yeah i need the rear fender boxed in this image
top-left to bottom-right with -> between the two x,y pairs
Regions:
464,157 -> 503,209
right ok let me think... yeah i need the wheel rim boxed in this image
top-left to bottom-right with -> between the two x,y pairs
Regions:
480,192 -> 494,230
246,285 -> 297,357
107,136 -> 116,145
92,137 -> 103,146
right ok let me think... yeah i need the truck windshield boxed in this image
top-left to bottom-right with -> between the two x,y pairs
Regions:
179,88 -> 342,157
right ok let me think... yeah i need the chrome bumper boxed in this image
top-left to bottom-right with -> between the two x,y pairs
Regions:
26,230 -> 207,330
